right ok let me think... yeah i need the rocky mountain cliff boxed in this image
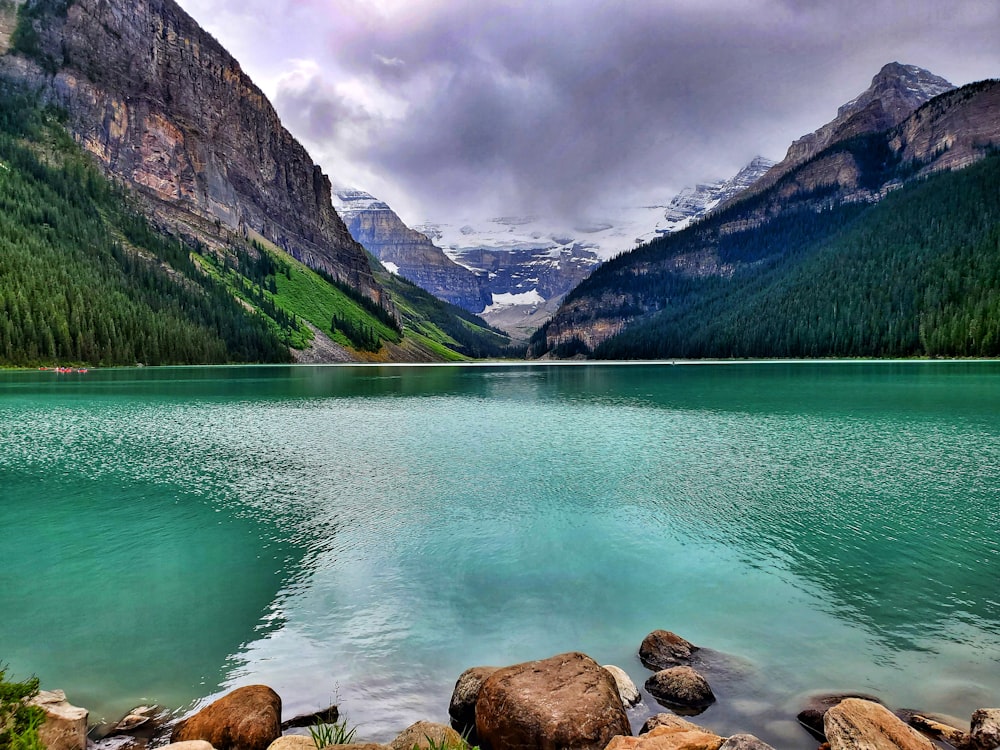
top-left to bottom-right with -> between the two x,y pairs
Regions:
0,0 -> 383,305
739,62 -> 954,203
333,188 -> 490,313
537,68 -> 1000,356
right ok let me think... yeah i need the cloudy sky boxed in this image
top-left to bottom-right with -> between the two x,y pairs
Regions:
173,0 -> 999,228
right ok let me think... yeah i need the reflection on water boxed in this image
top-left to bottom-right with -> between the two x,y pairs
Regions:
2,362 -> 999,747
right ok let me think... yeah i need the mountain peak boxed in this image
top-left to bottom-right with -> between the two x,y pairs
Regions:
838,61 -> 954,120
744,62 -> 955,196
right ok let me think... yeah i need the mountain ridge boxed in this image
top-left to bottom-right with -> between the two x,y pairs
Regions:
535,66 -> 1000,358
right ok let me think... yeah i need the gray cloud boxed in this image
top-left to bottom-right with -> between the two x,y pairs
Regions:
178,0 -> 1000,225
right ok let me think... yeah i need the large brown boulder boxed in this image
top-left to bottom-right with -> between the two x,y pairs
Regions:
172,686 -> 281,750
639,631 -> 697,671
824,698 -> 935,750
449,667 -> 498,735
644,667 -> 715,710
474,652 -> 630,750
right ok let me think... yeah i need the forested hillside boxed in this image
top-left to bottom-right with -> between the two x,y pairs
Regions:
571,152 -> 1000,359
0,84 -> 513,367
0,85 -> 294,367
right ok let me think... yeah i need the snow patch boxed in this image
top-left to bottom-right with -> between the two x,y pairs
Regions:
482,289 -> 546,314
382,261 -> 400,275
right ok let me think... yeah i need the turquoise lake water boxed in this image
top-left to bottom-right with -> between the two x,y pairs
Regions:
1,362 -> 998,747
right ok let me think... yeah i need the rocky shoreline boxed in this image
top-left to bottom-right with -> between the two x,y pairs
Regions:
28,630 -> 999,750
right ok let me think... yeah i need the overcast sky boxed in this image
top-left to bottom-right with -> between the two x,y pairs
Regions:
174,0 -> 999,228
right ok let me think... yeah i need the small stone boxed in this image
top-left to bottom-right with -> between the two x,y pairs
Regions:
266,737 -> 315,750
718,734 -> 776,750
388,722 -> 462,750
608,724 -> 724,750
644,667 -> 716,710
602,665 -> 641,708
448,667 -> 497,734
28,690 -> 88,750
639,631 -> 697,671
639,714 -> 708,735
160,742 -> 216,750
971,709 -> 1000,749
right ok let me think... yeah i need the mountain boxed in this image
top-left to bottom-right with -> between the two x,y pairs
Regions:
1,0 -> 385,306
406,155 -> 772,339
0,0 -> 513,365
737,62 -> 954,204
333,188 -> 491,313
656,156 -> 775,234
532,68 -> 1000,359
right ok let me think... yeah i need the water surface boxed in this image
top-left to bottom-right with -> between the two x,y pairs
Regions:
1,362 -> 998,747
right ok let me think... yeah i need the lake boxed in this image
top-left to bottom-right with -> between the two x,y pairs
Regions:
1,362 -> 998,747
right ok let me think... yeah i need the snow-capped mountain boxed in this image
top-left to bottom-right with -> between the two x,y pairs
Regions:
330,158 -> 775,338
332,188 -> 491,313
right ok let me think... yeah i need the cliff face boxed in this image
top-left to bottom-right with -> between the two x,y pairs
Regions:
1,0 -> 382,303
743,62 -> 954,202
334,189 -> 490,313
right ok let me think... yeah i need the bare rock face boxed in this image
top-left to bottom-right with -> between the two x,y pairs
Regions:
639,630 -> 698,671
3,0 -> 384,306
474,651 -> 630,750
387,722 -> 463,750
448,666 -> 499,735
824,698 -> 935,750
171,685 -> 281,750
644,667 -> 715,711
335,189 -> 490,313
752,62 -> 954,194
28,690 -> 88,750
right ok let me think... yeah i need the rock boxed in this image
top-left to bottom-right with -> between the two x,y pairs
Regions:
644,667 -> 715,711
972,709 -> 1000,749
28,690 -> 88,750
718,735 -> 775,750
824,698 -> 935,750
474,651 -> 630,750
605,724 -> 724,750
160,743 -> 216,750
448,667 -> 498,735
266,737 -> 315,750
171,685 -> 281,750
908,714 -> 973,749
796,693 -> 885,740
280,706 -> 340,730
639,715 -> 709,735
388,722 -> 463,750
603,666 -> 641,708
639,631 -> 698,671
